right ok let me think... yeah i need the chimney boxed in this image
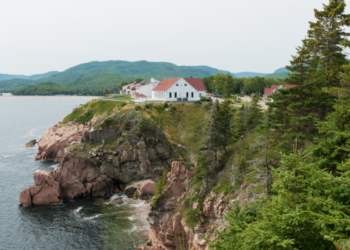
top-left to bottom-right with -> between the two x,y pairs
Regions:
190,76 -> 193,78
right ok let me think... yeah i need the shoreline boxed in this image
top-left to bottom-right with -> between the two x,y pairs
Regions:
0,95 -> 100,99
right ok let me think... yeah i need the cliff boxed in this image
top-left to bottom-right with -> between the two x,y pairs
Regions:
20,100 -> 242,249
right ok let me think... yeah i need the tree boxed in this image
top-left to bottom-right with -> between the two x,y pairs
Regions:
269,0 -> 350,146
224,74 -> 235,99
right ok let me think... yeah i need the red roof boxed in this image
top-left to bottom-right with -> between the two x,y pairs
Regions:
184,78 -> 207,91
152,77 -> 207,92
136,94 -> 147,98
264,85 -> 296,96
152,78 -> 180,91
131,87 -> 136,91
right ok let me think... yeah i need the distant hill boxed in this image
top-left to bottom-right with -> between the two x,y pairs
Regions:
273,67 -> 290,73
12,81 -> 76,96
61,73 -> 134,89
233,72 -> 269,78
0,71 -> 59,81
0,79 -> 34,91
0,60 -> 237,91
264,72 -> 289,79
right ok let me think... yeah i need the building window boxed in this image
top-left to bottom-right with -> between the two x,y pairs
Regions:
199,93 -> 201,97
169,92 -> 172,98
184,84 -> 187,86
186,92 -> 189,98
191,92 -> 194,98
175,92 -> 177,98
176,84 -> 179,86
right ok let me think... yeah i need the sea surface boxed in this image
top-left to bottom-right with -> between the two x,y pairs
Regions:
0,98 -> 149,250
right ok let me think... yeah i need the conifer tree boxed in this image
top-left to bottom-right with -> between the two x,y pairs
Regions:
269,0 -> 350,145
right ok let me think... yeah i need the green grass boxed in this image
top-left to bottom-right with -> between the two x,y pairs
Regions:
105,94 -> 135,103
62,100 -> 123,124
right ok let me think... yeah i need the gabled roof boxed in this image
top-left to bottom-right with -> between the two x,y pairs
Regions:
152,78 -> 181,91
264,85 -> 296,96
151,77 -> 207,92
184,78 -> 207,91
136,94 -> 147,98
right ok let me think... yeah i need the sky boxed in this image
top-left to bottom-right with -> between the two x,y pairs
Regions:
0,0 -> 348,75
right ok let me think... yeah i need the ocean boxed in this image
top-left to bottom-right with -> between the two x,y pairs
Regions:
0,97 -> 149,250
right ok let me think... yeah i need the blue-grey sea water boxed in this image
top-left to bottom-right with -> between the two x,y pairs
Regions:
0,97 -> 149,250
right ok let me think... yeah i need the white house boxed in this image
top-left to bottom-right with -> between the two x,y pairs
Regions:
120,78 -> 160,96
135,78 -> 160,98
151,77 -> 207,102
135,94 -> 147,104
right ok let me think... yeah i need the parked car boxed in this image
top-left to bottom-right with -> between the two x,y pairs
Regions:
207,96 -> 212,100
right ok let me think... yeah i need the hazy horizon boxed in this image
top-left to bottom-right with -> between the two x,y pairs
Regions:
1,0 -> 348,75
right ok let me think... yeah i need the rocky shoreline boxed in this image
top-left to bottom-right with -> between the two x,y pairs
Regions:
20,108 -> 231,250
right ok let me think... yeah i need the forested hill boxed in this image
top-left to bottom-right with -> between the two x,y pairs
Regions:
0,61 -> 236,92
0,71 -> 59,81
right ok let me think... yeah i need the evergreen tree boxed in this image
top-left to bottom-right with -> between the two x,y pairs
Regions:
224,74 -> 235,99
269,0 -> 350,145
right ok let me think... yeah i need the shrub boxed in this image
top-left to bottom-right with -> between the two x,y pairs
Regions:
151,170 -> 168,207
145,103 -> 153,109
135,105 -> 142,111
200,96 -> 207,102
100,117 -> 116,128
123,120 -> 131,130
121,102 -> 127,107
193,100 -> 202,105
163,102 -> 169,108
75,109 -> 94,124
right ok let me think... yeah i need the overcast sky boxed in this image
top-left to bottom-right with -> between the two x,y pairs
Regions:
1,0 -> 348,75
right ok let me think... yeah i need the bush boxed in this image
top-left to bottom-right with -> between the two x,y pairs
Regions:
136,117 -> 152,132
100,117 -> 116,128
145,103 -> 153,109
121,102 -> 127,107
200,96 -> 207,102
75,109 -> 94,124
135,105 -> 142,111
193,100 -> 202,105
163,102 -> 169,108
123,120 -> 131,130
151,170 -> 168,207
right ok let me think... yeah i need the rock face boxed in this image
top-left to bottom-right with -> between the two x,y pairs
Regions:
21,120 -> 174,205
147,161 -> 200,250
35,120 -> 95,162
19,170 -> 62,206
25,139 -> 37,147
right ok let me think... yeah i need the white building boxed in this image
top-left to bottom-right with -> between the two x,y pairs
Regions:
135,94 -> 147,104
151,77 -> 207,102
135,78 -> 160,98
120,78 -> 160,96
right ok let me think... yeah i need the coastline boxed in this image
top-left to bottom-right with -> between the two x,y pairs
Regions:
0,95 -> 100,99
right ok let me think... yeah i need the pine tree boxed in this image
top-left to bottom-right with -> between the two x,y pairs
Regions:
269,0 -> 350,146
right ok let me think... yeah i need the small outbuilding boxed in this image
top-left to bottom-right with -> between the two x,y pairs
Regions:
135,94 -> 147,104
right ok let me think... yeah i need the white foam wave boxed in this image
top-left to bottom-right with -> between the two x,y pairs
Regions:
3,155 -> 15,158
74,206 -> 83,214
83,214 -> 101,220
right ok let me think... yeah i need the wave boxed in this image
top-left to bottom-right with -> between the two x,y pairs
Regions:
83,214 -> 101,220
74,206 -> 83,214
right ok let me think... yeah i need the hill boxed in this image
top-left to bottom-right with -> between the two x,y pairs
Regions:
12,81 -> 77,96
233,72 -> 269,78
264,72 -> 289,79
273,67 -> 290,73
0,71 -> 59,81
60,73 -> 134,89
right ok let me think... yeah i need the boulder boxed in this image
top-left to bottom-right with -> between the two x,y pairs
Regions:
19,170 -> 62,206
25,139 -> 37,147
106,197 -> 123,205
137,180 -> 156,199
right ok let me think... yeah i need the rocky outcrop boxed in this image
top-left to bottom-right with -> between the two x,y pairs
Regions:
25,139 -> 37,147
147,162 -> 197,250
35,119 -> 95,162
19,170 -> 62,206
145,161 -> 229,250
20,121 -> 174,205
